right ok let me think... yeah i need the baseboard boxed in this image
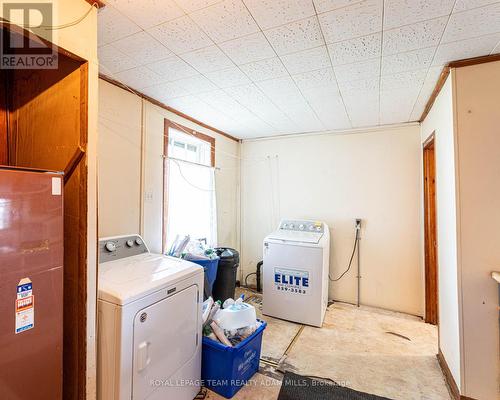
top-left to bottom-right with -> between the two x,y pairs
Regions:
436,350 -> 477,400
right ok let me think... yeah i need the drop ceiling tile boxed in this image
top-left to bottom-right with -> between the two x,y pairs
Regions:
252,104 -> 291,124
311,100 -> 351,130
442,3 -> 500,43
264,17 -> 324,55
141,81 -> 191,102
382,46 -> 435,75
239,57 -> 289,81
343,91 -> 379,109
219,32 -> 276,65
293,67 -> 338,91
280,46 -> 331,74
205,67 -> 251,88
181,45 -> 234,73
171,74 -> 219,94
328,33 -> 381,66
453,0 -> 500,12
383,17 -> 448,55
190,0 -> 259,42
381,68 -> 428,91
224,83 -> 270,106
177,0 -> 223,13
256,76 -> 303,103
244,0 -> 316,30
343,92 -> 378,108
168,95 -> 205,112
410,67 -> 443,120
350,114 -> 379,128
107,0 -> 185,29
344,93 -> 379,127
114,66 -> 165,90
319,0 -> 383,44
197,90 -> 256,117
433,33 -> 500,65
301,84 -> 342,103
338,77 -> 379,94
313,0 -> 363,14
97,5 -> 141,46
223,83 -> 292,126
380,88 -> 420,124
113,31 -> 172,65
147,15 -> 212,54
99,44 -> 140,74
148,55 -> 199,80
287,111 -> 325,132
270,118 -> 301,133
334,58 -> 380,82
384,0 -> 455,30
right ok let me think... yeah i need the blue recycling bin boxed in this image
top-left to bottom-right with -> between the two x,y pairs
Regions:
190,257 -> 219,295
201,320 -> 267,398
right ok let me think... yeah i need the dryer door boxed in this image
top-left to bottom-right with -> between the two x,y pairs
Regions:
132,285 -> 199,399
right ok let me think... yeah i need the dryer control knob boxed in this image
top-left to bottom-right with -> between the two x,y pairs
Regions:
135,238 -> 143,246
126,240 -> 134,247
299,224 -> 305,230
105,242 -> 116,252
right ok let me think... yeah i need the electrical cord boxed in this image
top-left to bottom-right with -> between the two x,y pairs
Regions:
329,228 -> 359,282
244,272 -> 257,288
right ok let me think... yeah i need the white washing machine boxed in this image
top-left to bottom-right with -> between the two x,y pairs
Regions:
262,220 -> 330,327
97,235 -> 204,400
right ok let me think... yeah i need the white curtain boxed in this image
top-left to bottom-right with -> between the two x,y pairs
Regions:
166,159 -> 217,250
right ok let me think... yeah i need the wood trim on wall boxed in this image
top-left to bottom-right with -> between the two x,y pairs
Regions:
420,53 -> 500,122
85,0 -> 106,8
437,350 -> 477,400
437,349 -> 460,400
420,67 -> 451,123
99,74 -> 240,143
0,70 -> 8,165
423,134 -> 438,325
165,118 -> 216,167
448,52 -> 500,68
162,119 -> 169,254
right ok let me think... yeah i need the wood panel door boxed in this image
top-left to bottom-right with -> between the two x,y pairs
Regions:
423,135 -> 438,325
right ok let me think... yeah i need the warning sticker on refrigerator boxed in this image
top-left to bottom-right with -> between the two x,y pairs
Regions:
274,267 -> 310,295
52,177 -> 61,195
15,279 -> 34,334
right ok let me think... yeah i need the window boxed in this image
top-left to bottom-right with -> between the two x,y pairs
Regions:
163,120 -> 217,252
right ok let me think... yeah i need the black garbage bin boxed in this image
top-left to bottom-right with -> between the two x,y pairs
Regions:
212,247 -> 239,302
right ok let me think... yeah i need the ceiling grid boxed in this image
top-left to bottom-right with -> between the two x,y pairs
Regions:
98,0 -> 500,138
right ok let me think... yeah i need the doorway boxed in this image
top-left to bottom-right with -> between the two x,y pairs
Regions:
423,134 -> 438,325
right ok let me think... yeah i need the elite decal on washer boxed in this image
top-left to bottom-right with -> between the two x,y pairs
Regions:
274,267 -> 310,295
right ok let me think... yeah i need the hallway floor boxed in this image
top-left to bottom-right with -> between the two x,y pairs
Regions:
206,290 -> 452,400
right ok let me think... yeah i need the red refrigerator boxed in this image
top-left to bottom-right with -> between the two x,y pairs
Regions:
0,167 -> 64,400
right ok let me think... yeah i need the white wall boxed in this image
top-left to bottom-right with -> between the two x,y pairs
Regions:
421,74 -> 462,389
241,125 -> 424,316
422,62 -> 500,400
454,61 -> 500,400
98,79 -> 240,255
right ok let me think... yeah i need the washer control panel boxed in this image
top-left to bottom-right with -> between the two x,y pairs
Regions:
279,220 -> 324,233
99,235 -> 148,263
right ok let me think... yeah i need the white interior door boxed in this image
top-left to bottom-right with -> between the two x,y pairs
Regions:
132,285 -> 199,399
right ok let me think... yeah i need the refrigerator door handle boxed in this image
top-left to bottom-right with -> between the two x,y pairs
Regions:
137,341 -> 151,371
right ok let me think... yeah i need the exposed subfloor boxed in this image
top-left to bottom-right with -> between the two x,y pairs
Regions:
206,289 -> 452,400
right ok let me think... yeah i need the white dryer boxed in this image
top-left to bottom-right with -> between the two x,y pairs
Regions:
262,220 -> 330,327
97,235 -> 204,400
